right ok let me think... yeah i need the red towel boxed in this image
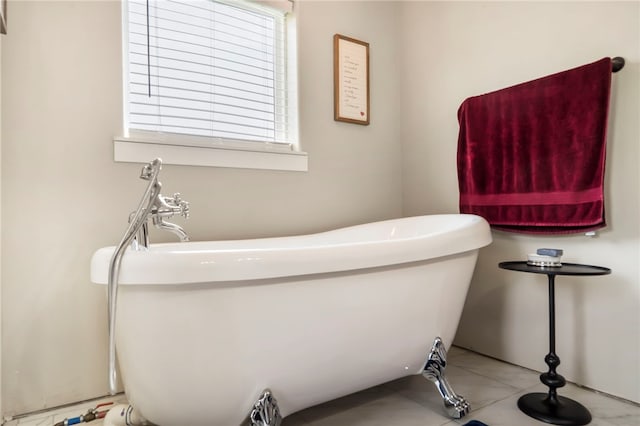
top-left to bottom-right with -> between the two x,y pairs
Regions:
457,58 -> 612,234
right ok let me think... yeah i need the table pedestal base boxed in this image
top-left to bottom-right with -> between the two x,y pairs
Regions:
518,392 -> 592,425
498,262 -> 610,426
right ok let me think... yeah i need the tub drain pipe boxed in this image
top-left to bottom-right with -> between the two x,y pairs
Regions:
103,404 -> 151,426
107,159 -> 163,395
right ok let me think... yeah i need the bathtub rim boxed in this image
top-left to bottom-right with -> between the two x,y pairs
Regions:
91,214 -> 491,285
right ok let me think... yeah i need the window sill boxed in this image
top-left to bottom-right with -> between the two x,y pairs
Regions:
113,137 -> 308,172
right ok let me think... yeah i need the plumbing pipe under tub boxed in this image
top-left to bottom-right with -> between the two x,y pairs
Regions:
103,404 -> 151,426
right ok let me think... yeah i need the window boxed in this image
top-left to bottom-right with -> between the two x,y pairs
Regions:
116,0 -> 306,171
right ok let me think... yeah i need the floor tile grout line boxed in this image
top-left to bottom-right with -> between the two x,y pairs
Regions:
459,380 -> 639,426
5,394 -> 124,423
451,348 -> 640,408
382,366 -> 523,417
451,363 -> 535,392
454,360 -> 640,410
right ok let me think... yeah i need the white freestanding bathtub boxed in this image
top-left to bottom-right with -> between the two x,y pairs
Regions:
91,214 -> 491,426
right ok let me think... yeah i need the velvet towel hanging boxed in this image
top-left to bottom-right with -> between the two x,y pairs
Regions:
457,57 -> 612,234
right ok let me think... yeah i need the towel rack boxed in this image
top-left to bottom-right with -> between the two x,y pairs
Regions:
612,57 -> 625,72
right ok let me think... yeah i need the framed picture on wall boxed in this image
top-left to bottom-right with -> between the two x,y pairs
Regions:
333,34 -> 370,125
0,0 -> 6,34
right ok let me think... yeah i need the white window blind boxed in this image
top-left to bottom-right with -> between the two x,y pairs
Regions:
125,0 -> 290,146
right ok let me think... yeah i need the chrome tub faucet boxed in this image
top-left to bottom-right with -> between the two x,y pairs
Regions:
131,160 -> 190,249
108,158 -> 189,395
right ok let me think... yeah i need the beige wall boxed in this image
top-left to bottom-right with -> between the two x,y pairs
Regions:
1,1 -> 402,416
400,1 -> 640,403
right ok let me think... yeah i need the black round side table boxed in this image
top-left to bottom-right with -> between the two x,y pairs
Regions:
498,261 -> 611,426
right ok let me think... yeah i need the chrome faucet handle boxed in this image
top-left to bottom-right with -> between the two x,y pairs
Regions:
171,193 -> 190,219
152,193 -> 186,217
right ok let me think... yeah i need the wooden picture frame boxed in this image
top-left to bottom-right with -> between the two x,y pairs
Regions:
0,0 -> 6,35
333,34 -> 369,125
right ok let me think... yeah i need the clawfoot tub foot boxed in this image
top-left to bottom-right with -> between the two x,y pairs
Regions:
249,389 -> 283,426
422,337 -> 470,419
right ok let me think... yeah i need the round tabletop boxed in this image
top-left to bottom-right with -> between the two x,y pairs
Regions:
499,261 -> 611,276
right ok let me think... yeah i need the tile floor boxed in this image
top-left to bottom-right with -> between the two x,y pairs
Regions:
6,347 -> 639,426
